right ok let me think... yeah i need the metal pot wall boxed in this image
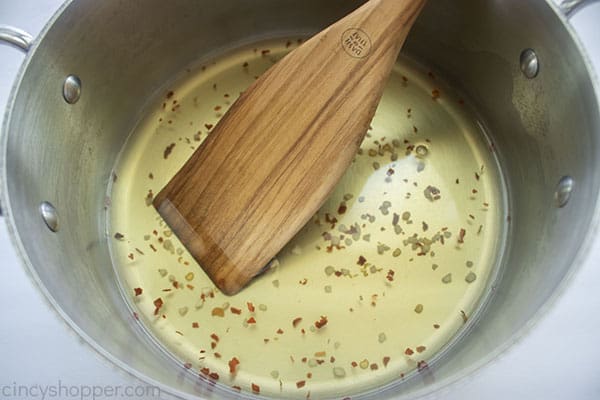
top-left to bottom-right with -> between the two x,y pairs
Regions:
1,0 -> 599,399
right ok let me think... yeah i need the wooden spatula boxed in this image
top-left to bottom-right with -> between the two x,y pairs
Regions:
153,0 -> 426,295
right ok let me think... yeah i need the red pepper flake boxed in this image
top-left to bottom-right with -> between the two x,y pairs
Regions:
357,255 -> 367,266
330,356 -> 336,363
472,189 -> 479,194
261,49 -> 271,56
192,322 -> 199,328
209,372 -> 219,380
228,357 -> 240,374
428,71 -> 436,80
211,307 -> 225,317
338,203 -> 347,214
247,302 -> 255,313
402,75 -> 409,83
307,372 -> 312,379
276,328 -> 284,335
292,317 -> 303,328
432,89 -> 441,100
404,348 -> 414,356
370,363 -> 379,371
387,168 -> 396,176
232,386 -> 241,392
211,342 -> 217,350
351,361 -> 358,368
210,333 -> 219,342
247,317 -> 257,324
458,228 -> 466,244
214,352 -> 222,359
325,213 -> 338,228
475,172 -> 480,181
433,324 -> 440,329
200,367 -> 209,376
214,105 -> 222,111
416,346 -> 427,353
386,270 -> 395,282
314,316 -> 328,329
133,287 -> 143,296
153,298 -> 163,316
383,356 -> 391,367
204,123 -> 213,130
230,307 -> 242,315
299,278 -> 308,285
296,380 -> 306,389
150,244 -> 157,252
114,232 -> 125,240
166,91 -> 174,99
183,362 -> 192,369
251,383 -> 260,394
128,253 -> 134,260
412,126 -> 418,133
164,143 -> 176,159
417,360 -> 429,372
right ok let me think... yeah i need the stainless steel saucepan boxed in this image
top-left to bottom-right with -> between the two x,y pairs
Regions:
1,0 -> 599,399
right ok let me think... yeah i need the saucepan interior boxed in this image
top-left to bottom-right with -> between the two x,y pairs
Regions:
2,0 -> 599,399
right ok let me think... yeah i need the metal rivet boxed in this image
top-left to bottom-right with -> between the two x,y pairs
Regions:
555,176 -> 575,208
63,75 -> 81,104
520,49 -> 539,79
40,201 -> 59,232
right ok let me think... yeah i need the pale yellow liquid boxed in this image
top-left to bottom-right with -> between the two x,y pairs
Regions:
107,39 -> 507,399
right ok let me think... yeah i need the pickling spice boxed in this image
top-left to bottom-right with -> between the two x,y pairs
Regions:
108,38 -> 507,399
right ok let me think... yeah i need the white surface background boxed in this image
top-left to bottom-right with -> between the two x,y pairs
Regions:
1,1 -> 599,400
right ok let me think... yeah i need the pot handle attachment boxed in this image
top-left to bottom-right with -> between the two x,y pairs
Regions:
557,0 -> 600,17
0,25 -> 33,52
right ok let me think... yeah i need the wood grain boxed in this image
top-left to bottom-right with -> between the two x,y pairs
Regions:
154,0 -> 427,295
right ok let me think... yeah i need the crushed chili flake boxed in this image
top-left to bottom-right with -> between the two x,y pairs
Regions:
405,348 -> 414,356
417,360 -> 429,371
166,91 -> 174,99
200,367 -> 209,376
228,357 -> 240,374
183,362 -> 192,369
232,386 -> 241,392
114,232 -> 124,240
338,203 -> 347,214
153,298 -> 163,315
211,307 -> 225,317
293,317 -> 303,328
458,228 -> 466,244
296,380 -> 306,389
127,253 -> 134,260
247,317 -> 257,324
351,361 -> 358,368
251,383 -> 260,394
230,307 -> 242,315
163,143 -> 176,159
247,302 -> 255,313
192,322 -> 199,328
210,333 -> 219,342
314,316 -> 328,329
261,49 -> 271,56
383,356 -> 391,367
133,287 -> 143,296
276,328 -> 284,334
416,346 -> 427,353
432,89 -> 441,100
357,255 -> 367,266
209,372 -> 219,380
370,363 -> 379,371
